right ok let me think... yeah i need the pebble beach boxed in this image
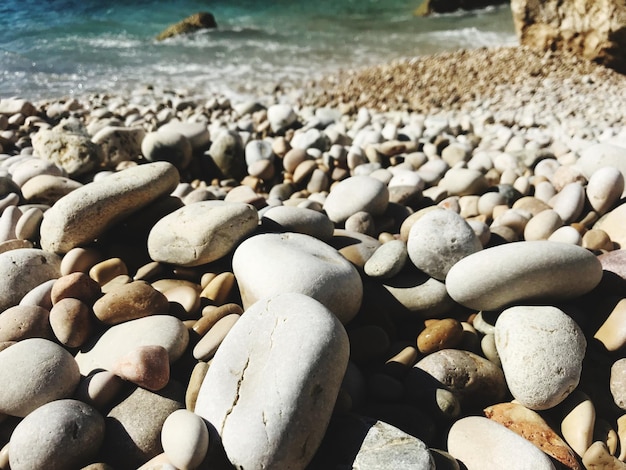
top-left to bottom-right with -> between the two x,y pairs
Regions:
1,43 -> 626,469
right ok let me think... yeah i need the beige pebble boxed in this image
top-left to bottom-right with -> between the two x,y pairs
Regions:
75,370 -> 125,410
162,285 -> 200,317
587,166 -> 624,215
199,271 -> 235,306
111,345 -> 170,391
51,271 -> 101,305
134,261 -> 166,282
0,239 -> 33,254
15,207 -> 43,241
18,278 -> 56,310
583,229 -> 614,251
89,257 -> 128,285
60,247 -> 103,276
0,305 -> 53,342
523,209 -> 563,240
49,298 -> 93,348
595,299 -> 626,352
617,414 -> 626,461
100,274 -> 132,294
92,280 -> 170,325
512,195 -> 552,216
417,318 -> 463,355
582,441 -> 626,470
548,225 -> 582,245
193,303 -> 243,336
561,391 -> 596,458
384,345 -> 418,378
192,313 -> 240,361
594,418 -> 619,456
186,361 -> 210,412
161,409 -> 209,470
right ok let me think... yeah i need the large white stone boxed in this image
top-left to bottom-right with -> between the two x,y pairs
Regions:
0,338 -> 80,417
322,175 -> 389,224
147,200 -> 258,267
495,305 -> 586,410
407,209 -> 482,280
446,241 -> 602,311
40,162 -> 180,254
232,232 -> 363,324
447,416 -> 555,469
9,399 -> 104,470
195,293 -> 349,470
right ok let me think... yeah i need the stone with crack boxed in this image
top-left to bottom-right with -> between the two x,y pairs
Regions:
194,292 -> 350,470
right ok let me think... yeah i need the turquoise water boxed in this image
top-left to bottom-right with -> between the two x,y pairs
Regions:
0,0 -> 516,101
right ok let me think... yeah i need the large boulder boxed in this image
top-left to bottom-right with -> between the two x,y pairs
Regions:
156,12 -> 217,41
510,0 -> 626,73
414,0 -> 508,16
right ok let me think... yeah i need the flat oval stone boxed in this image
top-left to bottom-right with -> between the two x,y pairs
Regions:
0,338 -> 80,417
495,305 -> 586,410
322,175 -> 389,224
364,239 -> 408,279
447,416 -> 556,469
382,271 -> 456,318
9,399 -> 104,470
40,162 -> 180,254
548,182 -> 585,224
75,315 -> 189,376
51,271 -> 101,304
261,205 -> 335,241
148,200 -> 258,267
438,168 -> 488,196
194,293 -> 349,470
161,409 -> 209,470
407,209 -> 482,281
446,241 -> 603,311
0,304 -> 53,342
20,174 -> 83,205
92,280 -> 170,325
523,209 -> 564,241
0,248 -> 61,311
233,232 -> 363,324
415,349 -> 507,408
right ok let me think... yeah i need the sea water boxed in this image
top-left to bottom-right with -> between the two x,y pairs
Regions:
0,0 -> 516,101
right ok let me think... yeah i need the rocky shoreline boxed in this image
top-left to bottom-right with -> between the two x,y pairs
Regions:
1,45 -> 626,469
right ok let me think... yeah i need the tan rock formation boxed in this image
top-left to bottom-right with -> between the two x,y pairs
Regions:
510,0 -> 626,73
156,12 -> 217,41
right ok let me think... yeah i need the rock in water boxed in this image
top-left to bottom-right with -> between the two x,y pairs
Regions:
194,293 -> 350,470
156,12 -> 217,41
510,0 -> 626,73
39,162 -> 179,254
445,241 -> 602,311
495,305 -> 586,410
